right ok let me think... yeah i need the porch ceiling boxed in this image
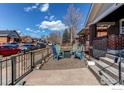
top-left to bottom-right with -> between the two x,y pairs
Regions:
86,3 -> 104,26
99,5 -> 124,22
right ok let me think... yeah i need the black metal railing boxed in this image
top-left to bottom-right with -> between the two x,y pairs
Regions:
0,48 -> 51,85
93,34 -> 124,85
92,36 -> 108,59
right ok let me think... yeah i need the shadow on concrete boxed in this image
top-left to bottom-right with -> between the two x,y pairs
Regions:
41,57 -> 87,70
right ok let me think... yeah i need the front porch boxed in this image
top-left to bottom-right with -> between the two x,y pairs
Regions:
88,5 -> 124,58
78,4 -> 124,85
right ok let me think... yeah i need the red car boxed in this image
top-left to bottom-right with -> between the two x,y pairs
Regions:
0,45 -> 21,57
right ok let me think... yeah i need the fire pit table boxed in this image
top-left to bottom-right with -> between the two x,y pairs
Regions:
61,46 -> 71,58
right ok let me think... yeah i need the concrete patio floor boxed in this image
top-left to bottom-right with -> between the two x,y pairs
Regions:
22,57 -> 100,85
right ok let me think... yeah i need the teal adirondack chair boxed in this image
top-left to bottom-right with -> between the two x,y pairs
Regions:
51,44 -> 63,60
75,44 -> 84,60
71,43 -> 78,55
55,44 -> 64,60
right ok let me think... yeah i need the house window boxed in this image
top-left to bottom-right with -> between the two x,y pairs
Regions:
97,31 -> 107,37
120,18 -> 124,34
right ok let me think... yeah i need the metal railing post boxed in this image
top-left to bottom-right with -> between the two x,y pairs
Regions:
11,56 -> 16,85
46,48 -> 49,57
118,35 -> 122,85
119,59 -> 122,84
48,48 -> 51,55
31,52 -> 34,69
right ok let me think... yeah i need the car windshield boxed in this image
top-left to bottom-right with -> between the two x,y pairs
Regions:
23,45 -> 30,46
23,45 -> 32,47
10,43 -> 18,44
3,45 -> 15,48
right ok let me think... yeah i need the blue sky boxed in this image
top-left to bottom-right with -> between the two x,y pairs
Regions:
0,3 -> 91,38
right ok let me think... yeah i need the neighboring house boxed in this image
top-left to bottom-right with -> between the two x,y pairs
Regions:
0,30 -> 20,43
78,3 -> 124,58
21,36 -> 33,43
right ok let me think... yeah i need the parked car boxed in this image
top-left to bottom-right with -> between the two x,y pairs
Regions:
37,43 -> 46,48
48,43 -> 52,46
9,42 -> 19,47
19,44 -> 36,52
4,43 -> 19,48
0,45 -> 21,57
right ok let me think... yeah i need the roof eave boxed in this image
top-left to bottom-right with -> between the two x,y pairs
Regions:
90,4 -> 123,25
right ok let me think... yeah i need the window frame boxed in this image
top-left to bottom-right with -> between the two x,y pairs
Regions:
120,18 -> 124,34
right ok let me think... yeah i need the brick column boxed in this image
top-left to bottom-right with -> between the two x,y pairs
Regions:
89,24 -> 97,46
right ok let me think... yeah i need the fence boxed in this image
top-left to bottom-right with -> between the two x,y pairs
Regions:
0,48 -> 51,85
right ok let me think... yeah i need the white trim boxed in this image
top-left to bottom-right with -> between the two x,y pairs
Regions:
84,4 -> 93,27
119,18 -> 124,34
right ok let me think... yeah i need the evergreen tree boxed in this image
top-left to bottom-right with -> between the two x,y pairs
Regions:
62,29 -> 70,44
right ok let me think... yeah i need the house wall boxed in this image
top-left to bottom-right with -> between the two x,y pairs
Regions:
0,37 -> 18,43
107,21 -> 123,50
9,38 -> 15,43
85,4 -> 124,57
90,21 -> 124,56
108,22 -> 119,35
0,37 -> 8,43
21,36 -> 33,43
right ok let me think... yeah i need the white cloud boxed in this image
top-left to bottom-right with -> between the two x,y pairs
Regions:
44,16 -> 49,20
42,30 -> 45,33
24,7 -> 32,12
40,3 -> 49,12
17,30 -> 21,33
25,28 -> 33,31
24,3 -> 49,12
24,3 -> 40,12
44,15 -> 55,21
35,30 -> 40,33
49,15 -> 55,21
35,3 -> 40,6
26,28 -> 42,34
32,5 -> 37,9
39,20 -> 68,31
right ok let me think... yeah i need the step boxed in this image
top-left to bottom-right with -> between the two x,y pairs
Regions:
88,65 -> 101,84
95,60 -> 124,81
100,57 -> 124,72
100,73 -> 117,85
88,65 -> 117,85
106,54 -> 117,60
106,53 -> 124,60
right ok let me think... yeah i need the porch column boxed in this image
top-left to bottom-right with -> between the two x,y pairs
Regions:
89,24 -> 97,46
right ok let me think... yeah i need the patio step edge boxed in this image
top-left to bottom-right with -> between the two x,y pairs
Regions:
88,65 -> 117,85
95,60 -> 124,81
100,57 -> 124,71
106,54 -> 117,60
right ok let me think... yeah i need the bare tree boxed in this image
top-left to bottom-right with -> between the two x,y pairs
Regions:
64,4 -> 82,44
47,31 -> 62,44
